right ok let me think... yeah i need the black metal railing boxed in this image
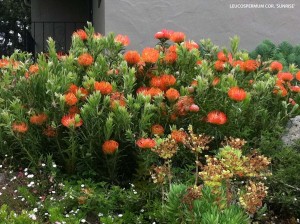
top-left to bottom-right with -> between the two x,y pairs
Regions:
31,21 -> 86,54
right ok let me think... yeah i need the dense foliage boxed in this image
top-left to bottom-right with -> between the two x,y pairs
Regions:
0,23 -> 300,223
250,39 -> 300,70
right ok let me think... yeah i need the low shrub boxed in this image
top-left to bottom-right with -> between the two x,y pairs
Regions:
250,39 -> 300,70
1,23 -> 300,222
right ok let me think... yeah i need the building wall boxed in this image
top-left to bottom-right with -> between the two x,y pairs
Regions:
93,0 -> 105,35
31,0 -> 90,52
99,0 -> 299,51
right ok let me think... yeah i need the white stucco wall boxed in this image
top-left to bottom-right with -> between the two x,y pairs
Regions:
98,0 -> 300,51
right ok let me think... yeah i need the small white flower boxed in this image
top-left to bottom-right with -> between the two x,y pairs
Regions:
80,219 -> 86,223
0,165 -> 2,168
81,184 -> 85,188
0,192 -> 2,196
65,214 -> 69,218
140,209 -> 144,213
29,214 -> 37,220
98,213 -> 103,217
2,187 -> 6,190
118,214 -> 123,217
52,163 -> 57,168
21,198 -> 25,201
44,213 -> 49,216
41,163 -> 46,167
24,168 -> 28,172
27,174 -> 34,178
33,208 -> 38,213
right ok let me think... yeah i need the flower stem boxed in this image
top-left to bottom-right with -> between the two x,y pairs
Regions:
195,152 -> 199,186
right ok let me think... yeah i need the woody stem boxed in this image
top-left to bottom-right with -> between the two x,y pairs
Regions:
195,152 -> 199,186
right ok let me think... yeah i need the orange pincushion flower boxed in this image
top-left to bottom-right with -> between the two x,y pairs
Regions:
277,72 -> 294,82
69,84 -> 79,94
191,80 -> 198,87
214,60 -> 225,72
196,60 -> 202,66
242,60 -> 259,72
164,45 -> 178,64
270,61 -> 283,72
65,92 -> 78,106
165,88 -> 180,101
30,113 -> 48,125
273,84 -> 288,97
189,104 -> 200,112
136,86 -> 150,95
170,32 -> 186,43
142,47 -> 159,64
107,69 -> 119,76
29,64 -> 39,74
68,84 -> 88,99
289,98 -> 296,106
176,96 -> 194,116
232,60 -> 244,68
0,59 -> 9,68
217,51 -> 229,62
136,138 -> 156,149
94,81 -> 113,95
207,111 -> 227,125
183,40 -> 199,51
11,60 -> 20,69
12,122 -> 28,133
61,114 -> 83,128
93,32 -> 102,39
73,29 -> 87,41
115,34 -> 130,46
43,126 -> 57,137
78,53 -> 94,67
102,140 -> 119,154
154,29 -> 173,40
150,76 -> 164,90
78,87 -> 89,99
212,77 -> 220,86
228,87 -> 247,101
147,87 -> 163,98
171,130 -> 187,143
296,71 -> 300,81
161,74 -> 176,87
151,124 -> 164,136
124,51 -> 140,65
290,85 -> 300,93
110,92 -> 126,108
